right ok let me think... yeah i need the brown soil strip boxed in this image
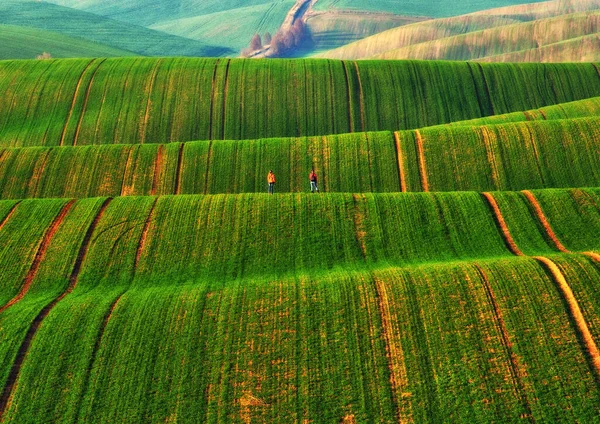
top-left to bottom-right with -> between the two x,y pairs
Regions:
479,127 -> 501,190
341,61 -> 354,133
0,198 -> 111,418
174,143 -> 185,195
59,59 -> 96,147
352,194 -> 367,258
523,111 -> 532,121
583,251 -> 600,263
353,61 -> 366,132
473,265 -> 533,420
538,109 -> 547,120
481,192 -> 524,256
414,130 -> 429,192
534,256 -> 600,378
393,132 -> 407,192
150,145 -> 165,196
72,59 -> 106,146
208,59 -> 221,140
522,190 -> 569,252
373,277 -> 412,423
0,200 -> 75,314
0,202 -> 21,233
120,146 -> 136,197
221,59 -> 232,140
135,198 -> 159,269
140,59 -> 163,144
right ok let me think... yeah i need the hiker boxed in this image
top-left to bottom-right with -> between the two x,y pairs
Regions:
268,170 -> 276,194
309,169 -> 319,193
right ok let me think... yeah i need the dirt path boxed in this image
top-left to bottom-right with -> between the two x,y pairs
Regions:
393,132 -> 407,192
534,256 -> 600,377
73,59 -> 107,146
0,201 -> 75,315
414,130 -> 429,192
522,190 -> 569,252
482,192 -> 524,256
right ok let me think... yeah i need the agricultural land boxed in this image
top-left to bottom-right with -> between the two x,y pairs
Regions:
0,55 -> 600,422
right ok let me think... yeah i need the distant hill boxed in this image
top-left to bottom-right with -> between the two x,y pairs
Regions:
0,25 -> 136,60
311,0 -> 548,18
0,1 -> 232,57
319,0 -> 600,61
150,2 -> 295,52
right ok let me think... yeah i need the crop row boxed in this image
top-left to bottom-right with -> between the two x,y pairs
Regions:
1,58 -> 600,147
1,116 -> 600,198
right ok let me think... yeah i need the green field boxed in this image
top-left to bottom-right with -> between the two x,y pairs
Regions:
0,25 -> 136,60
2,56 -> 600,422
1,58 -> 599,147
0,1 -> 231,58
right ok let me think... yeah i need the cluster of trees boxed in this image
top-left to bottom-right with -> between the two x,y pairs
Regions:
270,19 -> 308,56
241,19 -> 309,58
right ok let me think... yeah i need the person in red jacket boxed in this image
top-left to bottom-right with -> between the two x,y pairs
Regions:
309,169 -> 319,193
267,170 -> 276,194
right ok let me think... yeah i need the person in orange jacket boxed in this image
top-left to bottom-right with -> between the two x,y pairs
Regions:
309,169 -> 319,193
267,170 -> 276,194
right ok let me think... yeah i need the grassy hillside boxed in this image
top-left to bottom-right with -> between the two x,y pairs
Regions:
477,33 -> 600,62
311,0 -> 548,17
1,191 -> 600,421
319,0 -> 600,60
2,55 -> 600,422
1,58 -> 599,147
0,25 -> 136,60
150,2 -> 294,52
0,1 -> 231,57
372,11 -> 600,60
2,114 -> 600,199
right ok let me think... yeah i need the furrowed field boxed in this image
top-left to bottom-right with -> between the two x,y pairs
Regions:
1,57 -> 600,423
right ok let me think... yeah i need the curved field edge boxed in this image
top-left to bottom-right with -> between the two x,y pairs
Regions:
1,58 -> 600,146
1,115 -> 600,198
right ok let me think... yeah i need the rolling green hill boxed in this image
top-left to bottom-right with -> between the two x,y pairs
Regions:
1,58 -> 599,147
150,2 -> 295,53
2,55 -> 600,422
0,1 -> 231,57
319,0 -> 600,60
0,25 -> 136,60
0,190 -> 600,421
311,0 -> 549,17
